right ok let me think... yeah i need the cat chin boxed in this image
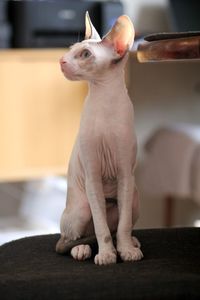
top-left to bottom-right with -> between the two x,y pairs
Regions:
63,72 -> 81,81
61,64 -> 79,81
62,69 -> 76,80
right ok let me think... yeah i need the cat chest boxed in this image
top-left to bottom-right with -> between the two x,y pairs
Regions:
98,137 -> 118,181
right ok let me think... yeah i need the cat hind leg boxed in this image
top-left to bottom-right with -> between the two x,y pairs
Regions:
56,188 -> 93,259
71,244 -> 92,260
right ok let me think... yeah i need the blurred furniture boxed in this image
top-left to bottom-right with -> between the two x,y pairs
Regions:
0,227 -> 200,299
136,32 -> 200,226
0,49 -> 87,181
137,32 -> 200,62
0,49 -> 131,182
0,1 -> 11,48
8,0 -> 123,48
137,125 -> 200,227
168,0 -> 200,32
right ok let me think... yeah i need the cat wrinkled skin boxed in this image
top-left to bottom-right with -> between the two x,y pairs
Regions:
56,12 -> 143,265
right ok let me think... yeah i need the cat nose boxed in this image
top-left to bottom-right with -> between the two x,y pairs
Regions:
60,57 -> 67,65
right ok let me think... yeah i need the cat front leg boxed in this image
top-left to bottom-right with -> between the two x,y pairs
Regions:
116,175 -> 143,261
85,177 -> 117,265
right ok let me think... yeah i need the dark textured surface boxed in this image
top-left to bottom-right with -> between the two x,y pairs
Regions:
0,228 -> 200,300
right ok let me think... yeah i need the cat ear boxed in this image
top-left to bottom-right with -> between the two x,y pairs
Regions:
85,11 -> 101,41
102,15 -> 135,57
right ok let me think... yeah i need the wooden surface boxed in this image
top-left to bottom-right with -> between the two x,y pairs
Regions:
0,49 -> 88,181
137,36 -> 200,62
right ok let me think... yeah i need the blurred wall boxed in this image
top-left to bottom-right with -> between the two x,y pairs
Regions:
122,0 -> 169,33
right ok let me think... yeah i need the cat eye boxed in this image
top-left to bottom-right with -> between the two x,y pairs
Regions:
80,49 -> 92,59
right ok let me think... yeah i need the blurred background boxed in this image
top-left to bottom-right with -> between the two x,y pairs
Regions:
0,0 -> 200,245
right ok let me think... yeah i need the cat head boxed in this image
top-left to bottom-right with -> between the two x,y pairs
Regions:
60,12 -> 135,82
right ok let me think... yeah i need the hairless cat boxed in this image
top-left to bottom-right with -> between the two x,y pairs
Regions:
56,12 -> 143,265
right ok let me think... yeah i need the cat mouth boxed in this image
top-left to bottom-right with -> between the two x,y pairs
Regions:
62,68 -> 78,80
60,64 -> 73,78
60,64 -> 82,81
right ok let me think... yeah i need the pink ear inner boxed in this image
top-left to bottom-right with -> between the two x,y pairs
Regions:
101,15 -> 134,57
115,40 -> 127,56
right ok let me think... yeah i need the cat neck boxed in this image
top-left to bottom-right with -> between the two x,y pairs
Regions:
87,53 -> 129,100
88,66 -> 127,100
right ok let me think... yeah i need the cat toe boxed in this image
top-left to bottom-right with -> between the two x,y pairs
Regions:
71,244 -> 92,261
94,250 -> 117,265
118,246 -> 143,262
132,236 -> 141,248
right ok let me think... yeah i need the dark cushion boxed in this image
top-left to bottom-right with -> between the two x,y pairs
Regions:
0,228 -> 200,300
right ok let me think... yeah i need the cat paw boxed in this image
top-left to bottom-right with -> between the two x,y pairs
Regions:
94,250 -> 117,265
71,244 -> 92,261
118,246 -> 143,262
